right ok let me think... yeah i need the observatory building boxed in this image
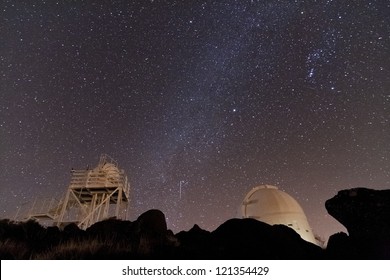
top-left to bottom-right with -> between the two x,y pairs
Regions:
239,185 -> 318,245
26,154 -> 130,230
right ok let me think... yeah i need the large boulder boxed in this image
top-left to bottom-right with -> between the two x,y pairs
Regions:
135,209 -> 178,258
325,188 -> 390,259
325,188 -> 390,238
325,232 -> 356,259
136,209 -> 167,234
174,219 -> 323,259
210,218 -> 322,259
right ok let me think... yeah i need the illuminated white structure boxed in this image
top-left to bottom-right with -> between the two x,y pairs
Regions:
239,185 -> 318,245
56,154 -> 130,229
27,155 -> 131,229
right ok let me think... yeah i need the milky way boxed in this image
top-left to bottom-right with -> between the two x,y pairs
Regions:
1,0 -> 389,240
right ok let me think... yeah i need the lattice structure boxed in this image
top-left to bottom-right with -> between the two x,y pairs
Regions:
14,155 -> 131,229
26,197 -> 62,221
55,154 -> 130,229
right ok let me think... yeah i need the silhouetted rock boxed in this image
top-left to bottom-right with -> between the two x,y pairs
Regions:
211,218 -> 322,259
326,188 -> 390,238
3,190 -> 390,260
174,220 -> 324,259
325,232 -> 355,259
135,209 -> 178,258
175,224 -> 213,258
86,218 -> 135,241
136,209 -> 167,234
325,188 -> 390,259
63,223 -> 83,238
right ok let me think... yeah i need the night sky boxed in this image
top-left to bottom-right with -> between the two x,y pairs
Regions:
1,0 -> 389,241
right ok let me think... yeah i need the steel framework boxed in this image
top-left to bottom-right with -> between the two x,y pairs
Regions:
54,154 -> 130,229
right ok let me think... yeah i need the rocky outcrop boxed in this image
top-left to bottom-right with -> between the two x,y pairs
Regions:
326,188 -> 390,238
2,188 -> 390,260
135,209 -> 177,257
137,209 -> 167,234
175,219 -> 323,259
325,188 -> 390,259
175,224 -> 212,258
84,209 -> 177,258
210,219 -> 322,259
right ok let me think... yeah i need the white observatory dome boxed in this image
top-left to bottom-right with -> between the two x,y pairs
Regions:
239,185 -> 318,245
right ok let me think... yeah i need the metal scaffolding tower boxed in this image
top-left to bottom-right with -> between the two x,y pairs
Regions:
54,154 -> 131,229
15,155 -> 131,229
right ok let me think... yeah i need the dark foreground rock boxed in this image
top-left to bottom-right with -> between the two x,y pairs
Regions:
1,188 -> 390,259
175,224 -> 212,259
175,219 -> 323,259
210,219 -> 322,259
325,188 -> 390,259
0,214 -> 322,259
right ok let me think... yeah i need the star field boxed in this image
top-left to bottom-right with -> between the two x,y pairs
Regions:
1,0 -> 389,241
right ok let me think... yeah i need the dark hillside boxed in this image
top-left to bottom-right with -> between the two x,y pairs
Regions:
1,188 -> 389,259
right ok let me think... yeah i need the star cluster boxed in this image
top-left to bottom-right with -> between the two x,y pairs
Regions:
1,0 -> 389,240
